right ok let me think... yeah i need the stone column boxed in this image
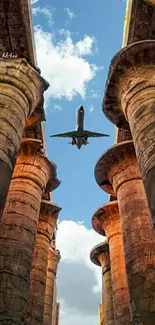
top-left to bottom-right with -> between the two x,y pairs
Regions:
0,138 -> 60,325
95,140 -> 155,325
99,303 -> 104,325
103,40 -> 155,224
92,201 -> 130,325
27,200 -> 61,325
54,303 -> 60,325
90,242 -> 114,325
0,58 -> 48,215
51,280 -> 58,325
43,248 -> 61,325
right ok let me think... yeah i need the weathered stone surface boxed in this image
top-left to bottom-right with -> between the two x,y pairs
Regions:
92,202 -> 130,325
0,58 -> 48,215
103,40 -> 155,223
116,128 -> 132,143
0,0 -> 50,142
53,302 -> 60,325
26,200 -> 61,325
116,0 -> 155,143
43,248 -> 61,325
0,0 -> 36,65
99,303 -> 104,325
144,0 -> 155,5
126,0 -> 155,44
0,139 -> 60,325
95,140 -> 155,325
90,242 -> 114,325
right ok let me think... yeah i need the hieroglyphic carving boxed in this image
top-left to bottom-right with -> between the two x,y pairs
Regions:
116,0 -> 155,143
8,0 -> 27,58
128,0 -> 155,44
0,0 -> 35,62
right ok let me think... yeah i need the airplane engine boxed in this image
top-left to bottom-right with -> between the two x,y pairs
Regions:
82,137 -> 89,145
72,138 -> 76,145
69,138 -> 76,145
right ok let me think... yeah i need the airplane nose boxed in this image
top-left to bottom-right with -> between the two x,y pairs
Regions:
80,106 -> 84,112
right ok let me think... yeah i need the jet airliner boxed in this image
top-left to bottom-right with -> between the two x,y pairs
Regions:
50,106 -> 109,149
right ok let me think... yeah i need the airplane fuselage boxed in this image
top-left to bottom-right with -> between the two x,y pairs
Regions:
76,106 -> 84,132
75,106 -> 86,148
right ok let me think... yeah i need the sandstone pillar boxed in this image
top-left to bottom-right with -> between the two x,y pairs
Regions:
27,200 -> 61,325
92,201 -> 130,325
90,242 -> 114,325
103,40 -> 155,224
0,59 -> 48,215
99,303 -> 104,325
43,248 -> 61,325
54,302 -> 60,325
95,140 -> 155,325
0,138 -> 60,325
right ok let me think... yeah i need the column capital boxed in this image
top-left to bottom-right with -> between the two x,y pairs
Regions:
0,58 -> 49,117
90,241 -> 110,274
95,140 -> 141,195
13,138 -> 60,192
92,201 -> 120,238
103,40 -> 155,129
38,200 -> 62,241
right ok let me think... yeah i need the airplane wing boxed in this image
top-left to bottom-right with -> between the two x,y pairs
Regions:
50,131 -> 77,138
83,130 -> 109,137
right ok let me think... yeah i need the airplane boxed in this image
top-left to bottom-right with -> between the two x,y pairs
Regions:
50,106 -> 109,149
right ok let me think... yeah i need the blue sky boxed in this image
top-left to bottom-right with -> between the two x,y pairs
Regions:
31,1 -> 126,324
32,0 -> 126,228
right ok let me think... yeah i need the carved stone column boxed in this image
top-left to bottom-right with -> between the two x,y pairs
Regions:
27,200 -> 61,325
103,40 -> 155,225
0,139 -> 60,325
95,140 -> 155,325
0,59 -> 48,215
99,303 -> 104,325
52,279 -> 59,325
43,248 -> 61,325
92,201 -> 130,325
90,242 -> 114,325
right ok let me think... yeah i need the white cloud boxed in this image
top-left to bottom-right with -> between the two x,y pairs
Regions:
91,89 -> 100,98
32,7 -> 54,26
34,26 -> 101,102
64,8 -> 76,20
31,0 -> 39,4
75,36 -> 96,56
53,104 -> 63,111
56,220 -> 105,325
89,104 -> 95,113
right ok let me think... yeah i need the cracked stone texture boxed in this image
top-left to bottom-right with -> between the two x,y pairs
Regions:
43,249 -> 60,325
95,141 -> 155,325
0,58 -> 48,216
26,200 -> 59,325
0,139 -> 57,325
92,202 -> 130,325
103,40 -> 155,224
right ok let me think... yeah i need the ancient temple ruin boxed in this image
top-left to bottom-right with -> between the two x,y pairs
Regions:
0,0 -> 155,325
0,1 -> 61,325
91,1 -> 155,324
